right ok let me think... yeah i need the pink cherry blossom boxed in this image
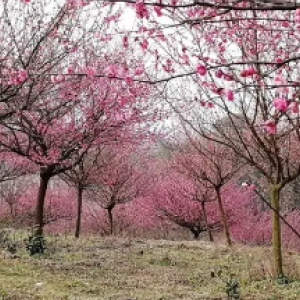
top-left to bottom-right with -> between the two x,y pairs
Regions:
140,39 -> 148,50
182,54 -> 189,65
9,69 -> 28,85
135,67 -> 144,75
54,74 -> 66,83
273,97 -> 288,112
274,74 -> 286,85
240,70 -> 248,77
223,74 -> 234,81
66,66 -> 73,74
123,36 -> 129,48
295,9 -> 300,22
262,120 -> 276,134
224,89 -> 234,101
154,6 -> 163,17
125,75 -> 133,84
247,66 -> 256,75
290,102 -> 299,113
118,97 -> 128,106
51,75 -> 65,83
240,66 -> 256,77
66,0 -> 87,8
196,64 -> 207,76
215,70 -> 223,78
106,65 -> 117,77
85,67 -> 96,78
249,184 -> 256,190
18,69 -> 28,82
135,0 -> 149,19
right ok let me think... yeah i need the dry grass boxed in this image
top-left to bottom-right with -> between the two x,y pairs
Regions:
0,236 -> 300,300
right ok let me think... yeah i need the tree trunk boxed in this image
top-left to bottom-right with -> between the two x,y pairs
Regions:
191,229 -> 200,239
9,204 -> 14,221
201,201 -> 214,242
107,207 -> 114,235
75,186 -> 83,238
216,188 -> 232,246
34,171 -> 51,236
270,184 -> 283,277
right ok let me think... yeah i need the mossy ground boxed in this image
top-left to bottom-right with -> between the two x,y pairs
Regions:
0,236 -> 300,300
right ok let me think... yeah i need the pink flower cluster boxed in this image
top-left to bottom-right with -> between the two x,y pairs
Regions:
196,63 -> 207,76
240,66 -> 256,77
135,66 -> 144,75
273,97 -> 299,113
106,65 -> 118,77
290,102 -> 299,113
153,6 -> 163,17
51,75 -> 66,83
66,0 -> 87,8
84,67 -> 96,78
140,39 -> 148,50
199,101 -> 214,108
9,69 -> 28,85
295,9 -> 300,23
123,36 -> 129,48
136,0 -> 149,18
215,70 -> 234,81
224,89 -> 234,101
273,97 -> 288,112
262,120 -> 276,134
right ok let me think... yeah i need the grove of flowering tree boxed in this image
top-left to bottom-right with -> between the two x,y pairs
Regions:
0,0 -> 152,236
2,0 -> 300,279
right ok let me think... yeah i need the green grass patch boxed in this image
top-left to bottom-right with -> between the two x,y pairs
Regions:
0,237 -> 299,299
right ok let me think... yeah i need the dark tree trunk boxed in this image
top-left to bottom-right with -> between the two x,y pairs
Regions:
201,201 -> 214,242
107,207 -> 113,235
75,186 -> 83,238
107,203 -> 115,235
270,184 -> 283,277
34,171 -> 51,236
9,204 -> 14,221
191,229 -> 200,239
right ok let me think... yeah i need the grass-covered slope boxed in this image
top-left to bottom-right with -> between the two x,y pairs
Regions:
0,237 -> 300,300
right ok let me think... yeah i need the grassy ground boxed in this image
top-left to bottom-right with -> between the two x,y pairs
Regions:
0,236 -> 300,300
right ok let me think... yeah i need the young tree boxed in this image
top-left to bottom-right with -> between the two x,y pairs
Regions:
153,169 -> 219,240
0,0 -> 152,236
169,139 -> 244,246
172,62 -> 300,276
88,145 -> 148,235
0,180 -> 27,221
143,149 -> 219,240
0,1 -> 99,234
60,145 -> 110,238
